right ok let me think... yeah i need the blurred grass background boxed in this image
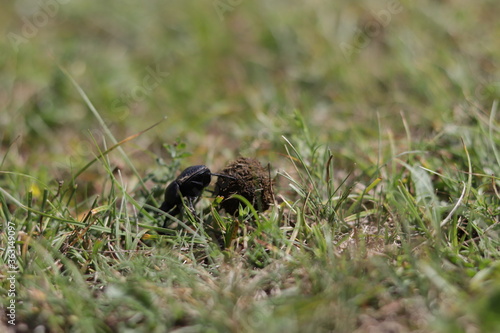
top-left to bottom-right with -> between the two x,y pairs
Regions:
2,0 -> 498,176
2,0 -> 500,331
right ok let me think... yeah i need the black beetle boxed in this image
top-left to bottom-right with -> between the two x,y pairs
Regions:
159,165 -> 229,226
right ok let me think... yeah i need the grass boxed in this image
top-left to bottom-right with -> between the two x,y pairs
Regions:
2,0 -> 500,332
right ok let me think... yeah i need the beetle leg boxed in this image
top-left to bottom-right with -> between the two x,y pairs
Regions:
186,197 -> 197,213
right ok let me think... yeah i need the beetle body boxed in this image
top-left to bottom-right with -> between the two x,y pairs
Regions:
160,165 -> 212,224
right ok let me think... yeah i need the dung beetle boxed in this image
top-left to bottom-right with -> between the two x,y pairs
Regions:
159,165 -> 230,226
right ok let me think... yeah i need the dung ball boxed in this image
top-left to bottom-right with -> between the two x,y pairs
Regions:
214,157 -> 273,215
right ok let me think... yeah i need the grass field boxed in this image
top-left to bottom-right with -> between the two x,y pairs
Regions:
1,0 -> 500,332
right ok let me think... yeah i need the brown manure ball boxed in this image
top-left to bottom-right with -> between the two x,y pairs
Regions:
214,157 -> 273,215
